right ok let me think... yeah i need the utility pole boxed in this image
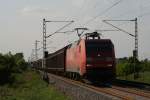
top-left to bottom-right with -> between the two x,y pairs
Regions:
134,18 -> 138,79
31,49 -> 35,62
134,18 -> 138,59
35,40 -> 40,69
35,40 -> 40,61
42,19 -> 74,69
42,19 -> 46,69
42,18 -> 48,80
42,18 -> 74,80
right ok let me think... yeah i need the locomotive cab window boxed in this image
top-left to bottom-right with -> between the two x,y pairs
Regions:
85,40 -> 113,57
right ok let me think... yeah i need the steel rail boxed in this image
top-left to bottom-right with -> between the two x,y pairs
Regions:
112,86 -> 150,99
47,73 -> 134,100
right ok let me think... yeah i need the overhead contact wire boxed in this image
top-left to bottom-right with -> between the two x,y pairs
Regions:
83,0 -> 123,26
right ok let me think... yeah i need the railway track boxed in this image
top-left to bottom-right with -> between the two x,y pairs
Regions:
44,72 -> 150,100
111,86 -> 150,99
69,80 -> 150,100
113,79 -> 150,90
80,83 -> 134,100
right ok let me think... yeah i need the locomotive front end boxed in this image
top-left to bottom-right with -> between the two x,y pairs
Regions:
84,33 -> 116,81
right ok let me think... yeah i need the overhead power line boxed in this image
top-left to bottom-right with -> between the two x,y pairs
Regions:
46,21 -> 74,38
103,18 -> 138,60
83,0 -> 123,26
138,12 -> 150,18
103,20 -> 135,37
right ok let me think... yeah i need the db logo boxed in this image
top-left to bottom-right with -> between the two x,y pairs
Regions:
97,54 -> 101,56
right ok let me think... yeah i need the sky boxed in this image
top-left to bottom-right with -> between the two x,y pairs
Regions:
0,0 -> 150,61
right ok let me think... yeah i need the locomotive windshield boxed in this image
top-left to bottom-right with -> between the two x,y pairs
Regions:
85,40 -> 113,57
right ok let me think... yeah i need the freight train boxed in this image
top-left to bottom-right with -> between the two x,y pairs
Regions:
32,32 -> 116,81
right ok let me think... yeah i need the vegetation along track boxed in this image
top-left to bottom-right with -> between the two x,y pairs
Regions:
43,72 -> 150,100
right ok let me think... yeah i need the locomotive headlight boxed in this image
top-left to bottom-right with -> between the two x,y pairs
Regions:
107,64 -> 112,66
86,64 -> 92,67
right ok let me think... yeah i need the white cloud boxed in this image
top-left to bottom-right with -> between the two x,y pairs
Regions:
20,6 -> 50,16
19,6 -> 67,18
71,0 -> 85,8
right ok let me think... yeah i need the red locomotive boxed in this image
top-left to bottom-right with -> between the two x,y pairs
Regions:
66,32 -> 116,80
32,32 -> 116,81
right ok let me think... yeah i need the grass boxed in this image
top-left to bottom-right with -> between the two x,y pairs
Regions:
0,70 -> 70,100
117,71 -> 150,84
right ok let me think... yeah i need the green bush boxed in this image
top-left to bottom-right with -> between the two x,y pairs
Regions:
116,57 -> 143,78
0,71 -> 70,100
0,52 -> 27,84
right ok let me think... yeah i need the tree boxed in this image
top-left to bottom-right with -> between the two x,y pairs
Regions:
0,52 -> 27,84
116,57 -> 143,79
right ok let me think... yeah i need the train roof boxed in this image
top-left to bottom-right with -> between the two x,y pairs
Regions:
47,45 -> 69,59
85,38 -> 112,42
47,38 -> 113,58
